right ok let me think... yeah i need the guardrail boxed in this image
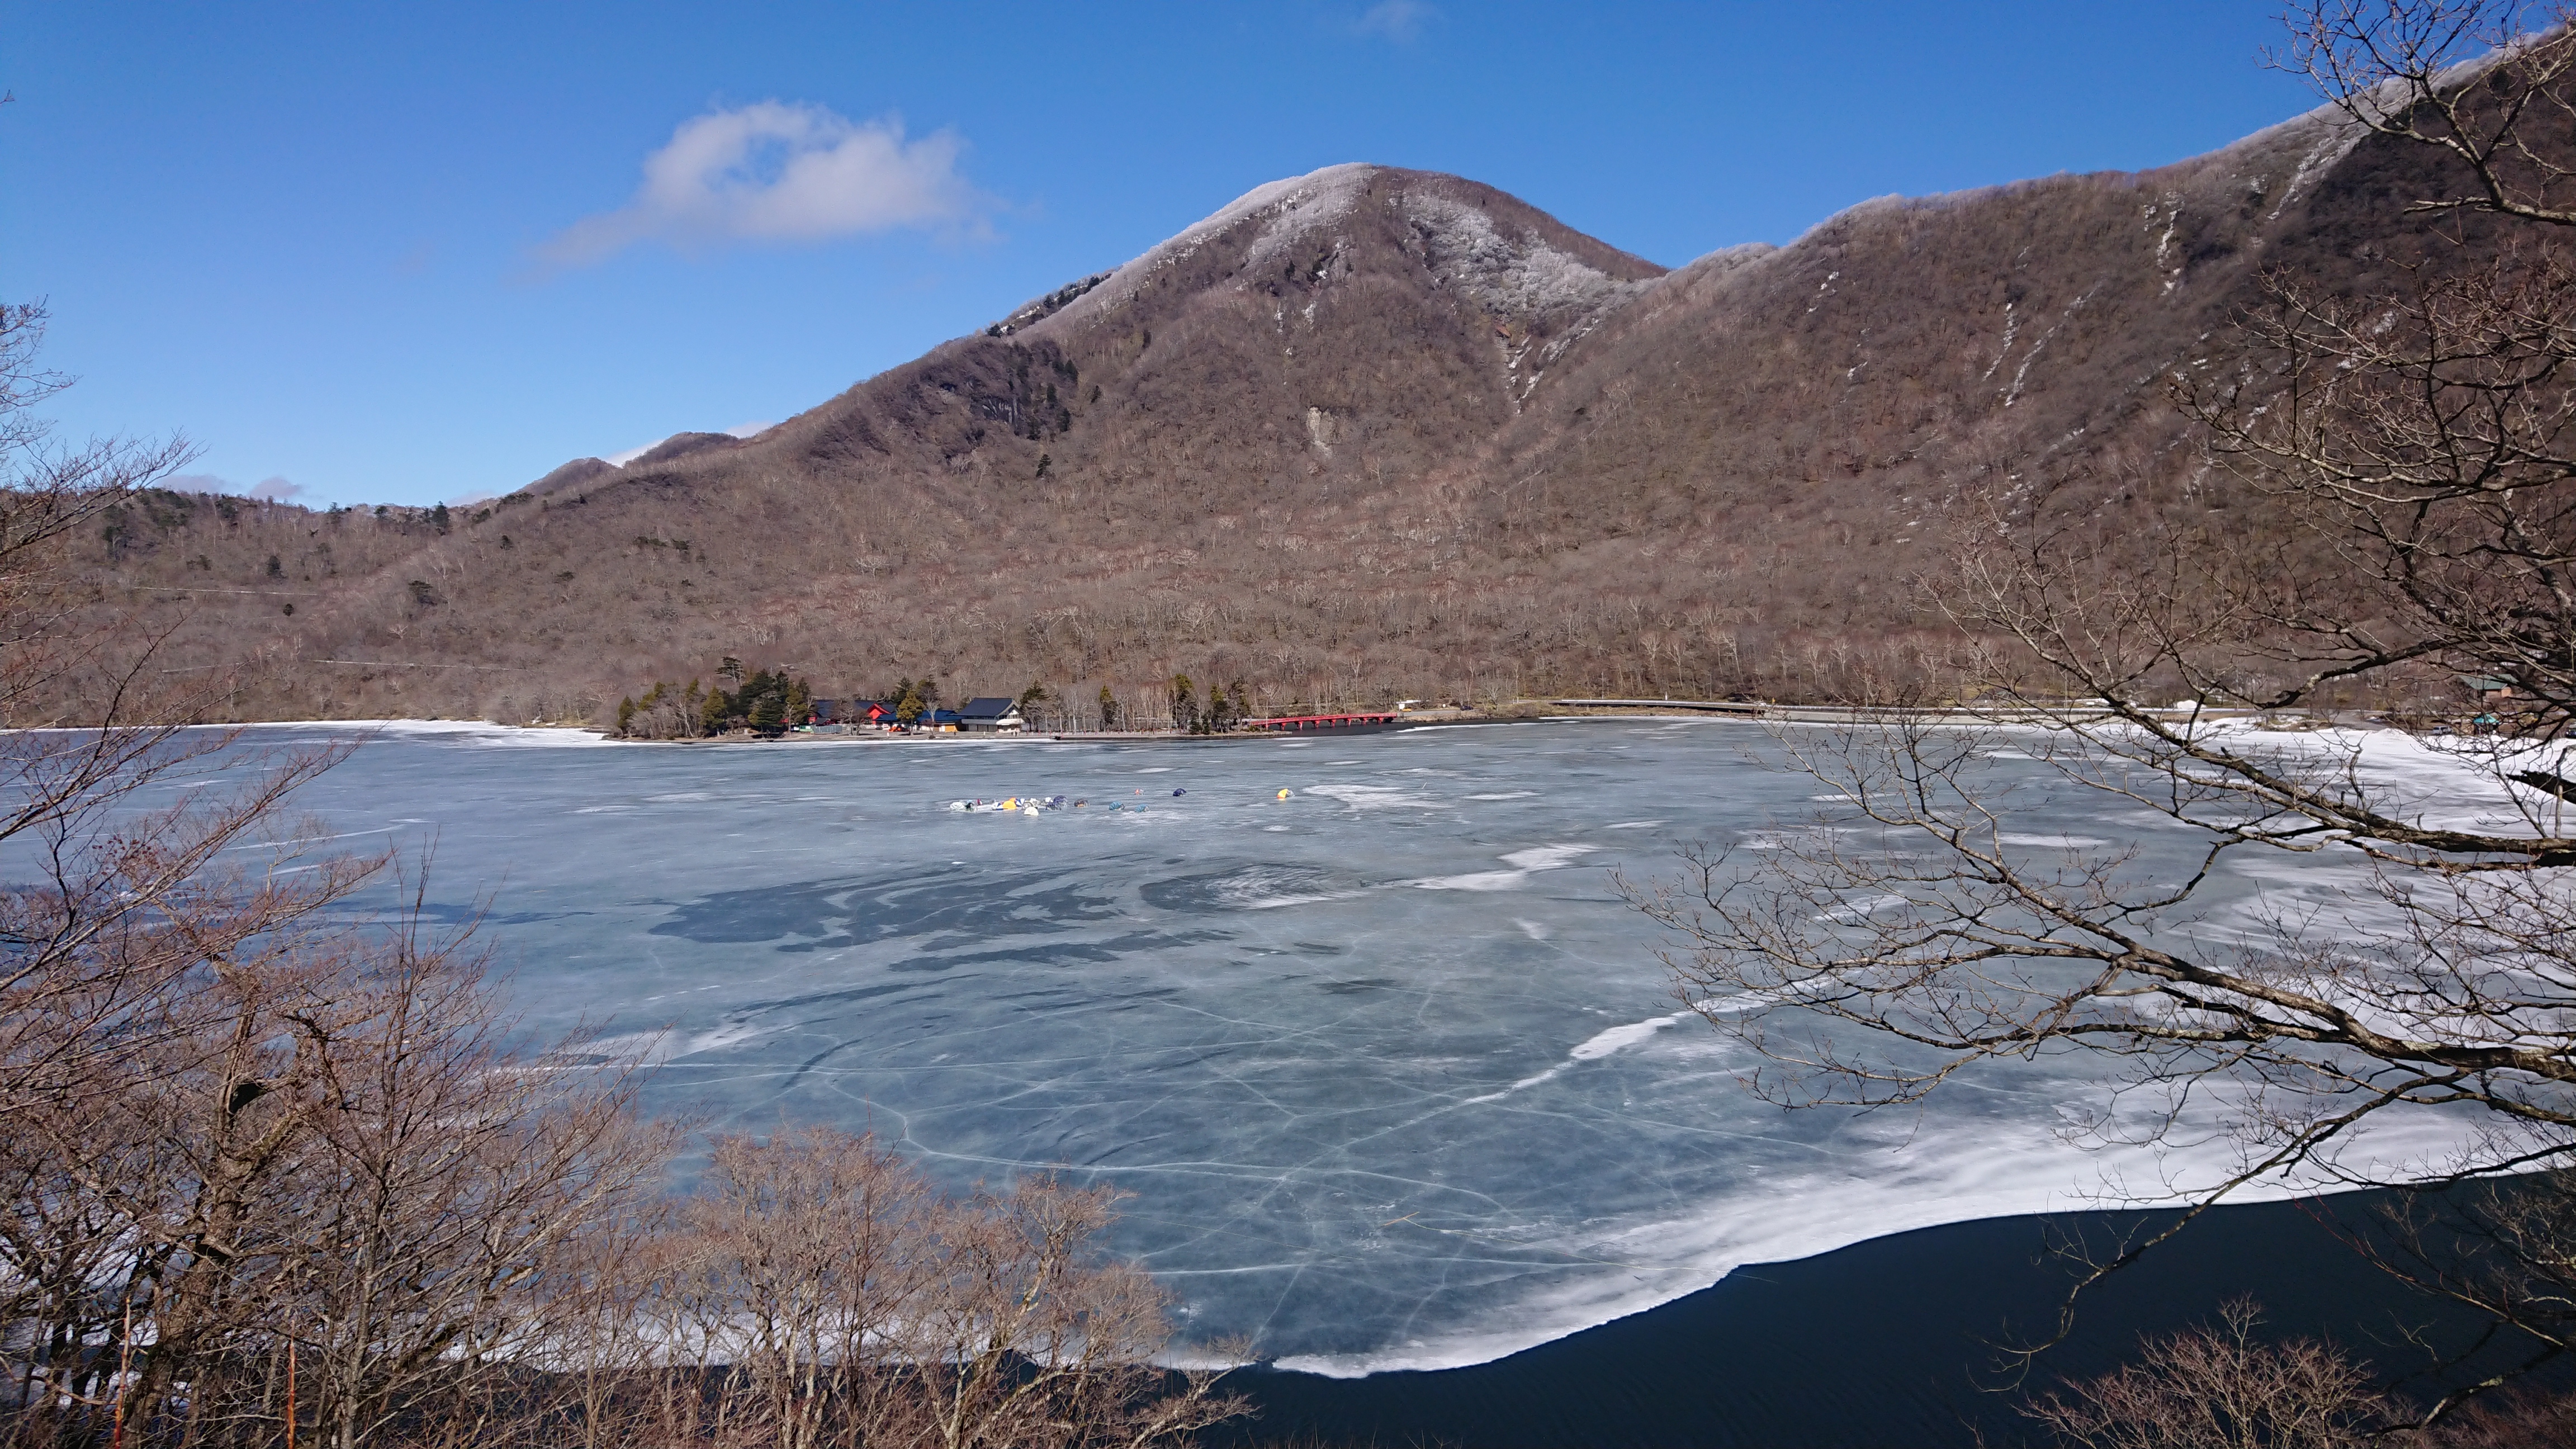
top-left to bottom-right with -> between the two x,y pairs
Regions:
1242,712 -> 1401,731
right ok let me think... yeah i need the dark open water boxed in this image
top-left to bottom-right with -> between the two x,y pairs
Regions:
1223,1190 -> 2546,1447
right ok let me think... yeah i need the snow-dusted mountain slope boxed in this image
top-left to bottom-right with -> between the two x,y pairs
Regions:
62,98 -> 2510,723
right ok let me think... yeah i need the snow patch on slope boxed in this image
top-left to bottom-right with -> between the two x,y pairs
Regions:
1027,162 -> 1651,352
1399,190 -> 1651,333
1032,163 -> 1380,333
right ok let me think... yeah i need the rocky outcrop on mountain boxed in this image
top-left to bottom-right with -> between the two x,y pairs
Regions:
60,101 -> 2496,726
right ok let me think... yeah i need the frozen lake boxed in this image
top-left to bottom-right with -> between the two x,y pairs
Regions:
203,717 -> 2476,1372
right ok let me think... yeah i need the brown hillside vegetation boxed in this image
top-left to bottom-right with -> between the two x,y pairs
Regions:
43,99 -> 2512,725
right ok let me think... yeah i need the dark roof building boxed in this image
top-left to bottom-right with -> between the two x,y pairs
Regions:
958,697 -> 1025,732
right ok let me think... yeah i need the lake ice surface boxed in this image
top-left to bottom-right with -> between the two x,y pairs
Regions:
190,718 -> 2492,1374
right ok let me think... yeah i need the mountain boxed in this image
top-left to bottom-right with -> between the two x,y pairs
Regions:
57,99 -> 2475,726
523,457 -> 618,498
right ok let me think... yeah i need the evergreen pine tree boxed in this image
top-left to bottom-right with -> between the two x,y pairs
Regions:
699,686 -> 730,736
431,502 -> 451,534
616,698 -> 636,737
1170,674 -> 1198,733
1097,685 -> 1119,731
1201,675 -> 1239,732
785,677 -> 812,726
748,692 -> 785,736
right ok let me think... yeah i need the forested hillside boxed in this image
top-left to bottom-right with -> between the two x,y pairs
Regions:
44,96 -> 2495,726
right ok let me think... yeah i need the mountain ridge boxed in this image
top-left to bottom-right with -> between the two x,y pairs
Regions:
52,95 -> 2471,727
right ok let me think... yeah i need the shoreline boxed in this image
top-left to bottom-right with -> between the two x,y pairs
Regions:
1217,1190 -> 2567,1448
179,694 -> 2418,744
192,712 -> 2541,1413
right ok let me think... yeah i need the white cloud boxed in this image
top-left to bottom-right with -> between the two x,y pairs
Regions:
724,419 -> 776,439
1355,0 -> 1438,41
247,476 -> 304,502
541,102 -> 984,266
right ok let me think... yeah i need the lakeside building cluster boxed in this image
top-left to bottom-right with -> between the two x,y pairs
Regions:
806,696 -> 1026,733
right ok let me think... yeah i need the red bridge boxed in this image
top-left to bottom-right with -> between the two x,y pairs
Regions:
1243,712 -> 1400,732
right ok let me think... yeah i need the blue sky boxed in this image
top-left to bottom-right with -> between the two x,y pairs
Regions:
7,2 -> 2320,508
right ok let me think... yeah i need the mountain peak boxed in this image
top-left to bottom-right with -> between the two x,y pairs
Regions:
996,165 -> 1661,403
1021,163 -> 1384,335
88,91 -> 2464,726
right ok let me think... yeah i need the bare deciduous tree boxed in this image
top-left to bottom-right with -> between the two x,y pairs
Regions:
0,301 -> 1244,1449
286,904 -> 677,1449
2024,1299 -> 2388,1449
0,301 -> 368,1135
654,1126 -> 938,1449
905,1170 -> 1236,1449
1627,0 -> 2576,1428
647,1127 -> 1244,1449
